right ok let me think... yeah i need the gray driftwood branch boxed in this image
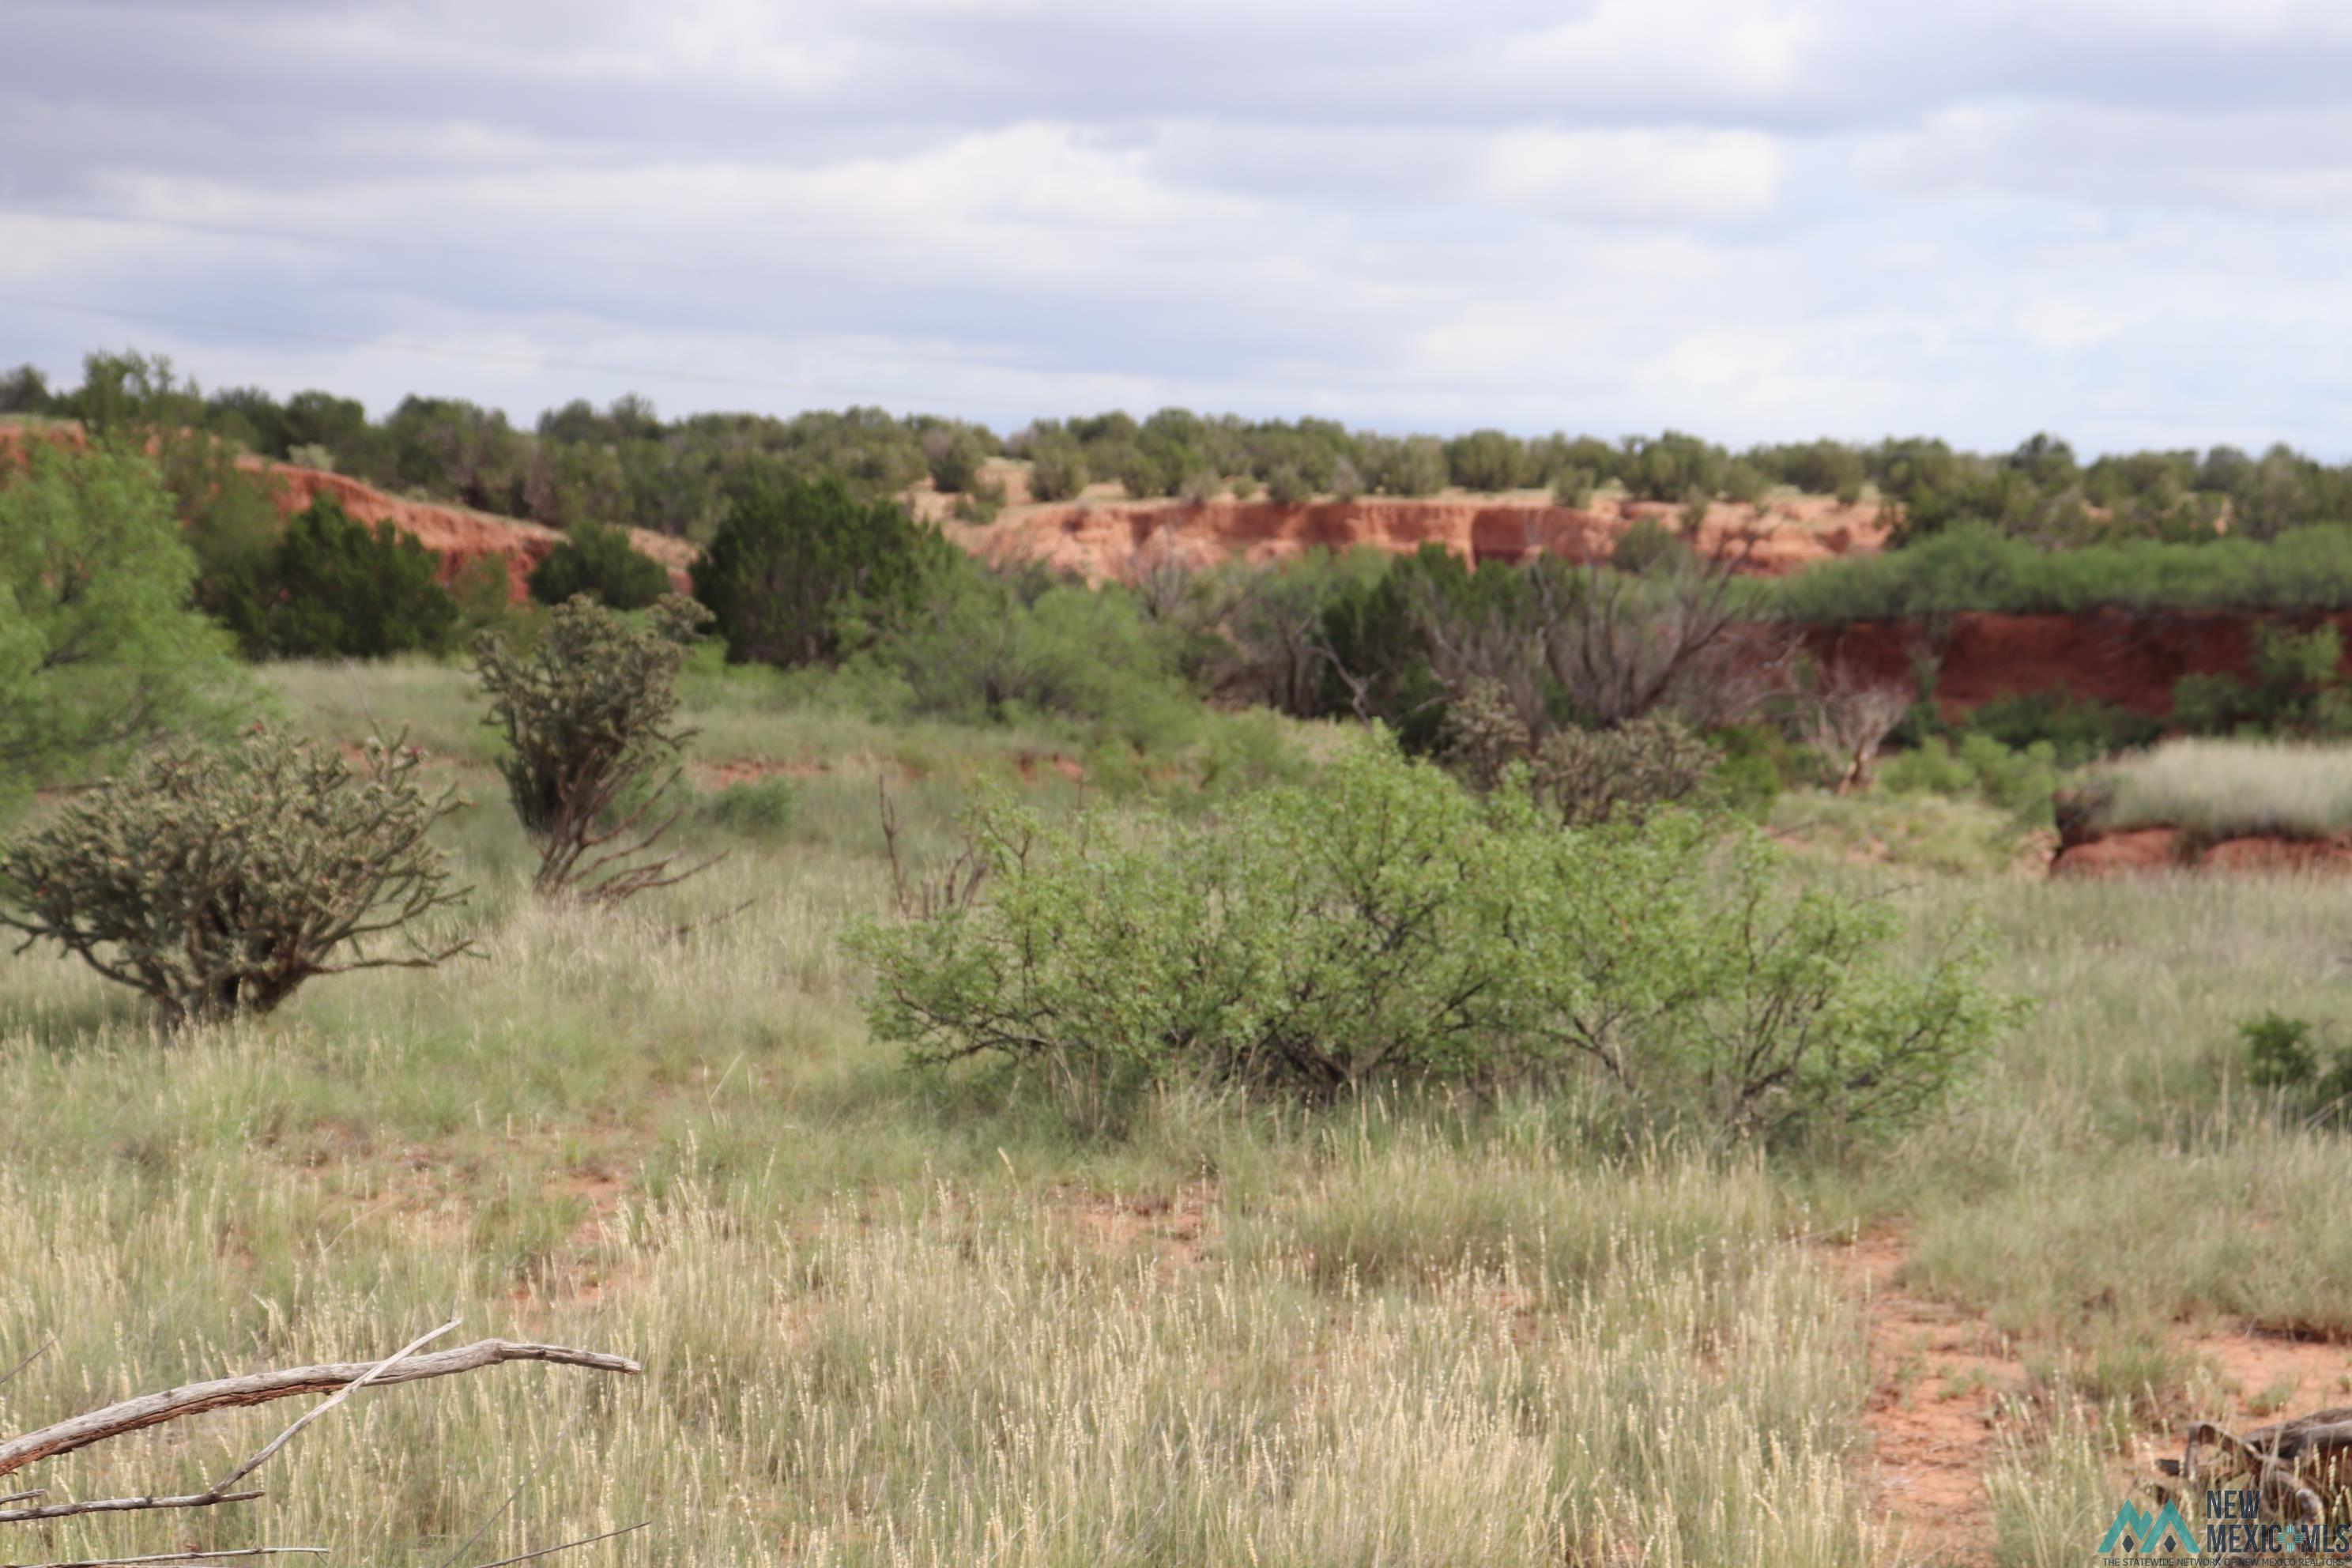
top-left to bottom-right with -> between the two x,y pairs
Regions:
0,1338 -> 640,1484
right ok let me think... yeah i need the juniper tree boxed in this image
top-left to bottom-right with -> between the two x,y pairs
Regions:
0,728 -> 475,1024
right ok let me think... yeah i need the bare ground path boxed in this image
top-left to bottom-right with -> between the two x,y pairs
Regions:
1819,1231 -> 2352,1566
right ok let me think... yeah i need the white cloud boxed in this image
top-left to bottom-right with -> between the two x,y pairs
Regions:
13,0 -> 2352,452
1479,129 -> 1781,221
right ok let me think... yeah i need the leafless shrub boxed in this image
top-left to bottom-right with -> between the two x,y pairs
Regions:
879,777 -> 989,919
1800,661 -> 1913,793
1529,537 -> 1758,729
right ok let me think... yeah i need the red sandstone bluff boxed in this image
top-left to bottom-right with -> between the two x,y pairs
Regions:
0,424 -> 693,602
938,491 -> 1890,580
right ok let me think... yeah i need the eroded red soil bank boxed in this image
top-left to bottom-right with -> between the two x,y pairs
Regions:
1807,610 -> 2352,719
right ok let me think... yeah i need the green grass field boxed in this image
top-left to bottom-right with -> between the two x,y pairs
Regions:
8,661 -> 2352,1566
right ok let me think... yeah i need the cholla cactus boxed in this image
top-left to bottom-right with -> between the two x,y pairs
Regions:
0,727 -> 476,1024
1532,716 -> 1717,828
475,594 -> 717,903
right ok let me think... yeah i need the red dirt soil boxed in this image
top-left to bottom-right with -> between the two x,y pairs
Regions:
1808,609 -> 2352,720
1824,1231 -> 2352,1566
2049,827 -> 2352,878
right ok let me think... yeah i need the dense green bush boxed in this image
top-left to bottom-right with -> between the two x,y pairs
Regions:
2235,1010 -> 2352,1121
1773,524 -> 2352,620
0,442 -> 243,813
528,521 -> 672,610
1026,444 -> 1089,503
861,556 -> 1200,752
922,424 -> 994,494
217,495 -> 462,659
700,776 -> 797,838
1879,734 -> 2060,817
1445,429 -> 1528,492
692,473 -> 939,667
1373,435 -> 1449,497
0,728 -> 474,1023
2169,624 -> 2352,737
1951,689 -> 2162,767
852,738 -> 2005,1143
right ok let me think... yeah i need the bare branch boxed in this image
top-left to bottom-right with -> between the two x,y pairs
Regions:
4,1551 -> 325,1568
0,1341 -> 55,1393
0,1491 -> 260,1526
466,1521 -> 650,1568
0,1340 -> 642,1482
205,1319 -> 458,1499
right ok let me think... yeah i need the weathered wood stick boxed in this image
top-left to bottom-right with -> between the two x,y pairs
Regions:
2,1550 -> 326,1568
0,1488 -> 263,1525
0,1341 -> 641,1480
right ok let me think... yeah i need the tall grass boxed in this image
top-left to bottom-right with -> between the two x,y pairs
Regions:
10,660 -> 2352,1564
2093,738 -> 2352,840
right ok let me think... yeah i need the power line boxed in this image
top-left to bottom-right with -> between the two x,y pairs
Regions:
0,288 -> 1065,420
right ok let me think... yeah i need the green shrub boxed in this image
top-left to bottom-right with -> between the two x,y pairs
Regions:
2242,1011 -> 2321,1091
1445,429 -> 1527,492
2233,1011 -> 2352,1120
0,441 -> 243,813
1373,435 -> 1448,498
1959,689 -> 2162,767
1551,466 -> 1598,509
1775,523 -> 2352,620
865,559 -> 1200,752
1880,734 -> 2059,816
0,728 -> 474,1024
1528,716 -> 1719,827
1264,463 -> 1313,503
924,426 -> 993,493
1026,444 -> 1089,503
1610,516 -> 1687,575
219,495 -> 462,659
2167,624 -> 2352,737
701,776 -> 797,838
528,521 -> 672,610
692,473 -> 939,668
851,738 -> 2005,1143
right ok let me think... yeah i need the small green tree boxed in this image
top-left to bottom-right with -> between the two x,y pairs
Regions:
0,442 -> 243,814
0,728 -> 475,1024
529,521 -> 671,610
1446,428 -> 1527,492
692,473 -> 937,667
1027,443 -> 1089,503
216,495 -> 462,659
476,594 -> 718,903
923,426 -> 993,493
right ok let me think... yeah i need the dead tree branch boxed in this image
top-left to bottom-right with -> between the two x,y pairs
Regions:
464,1521 -> 650,1568
879,777 -> 986,920
5,1551 -> 327,1568
0,1338 -> 641,1482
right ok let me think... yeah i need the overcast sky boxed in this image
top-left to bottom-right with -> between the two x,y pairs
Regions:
5,0 -> 2351,454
